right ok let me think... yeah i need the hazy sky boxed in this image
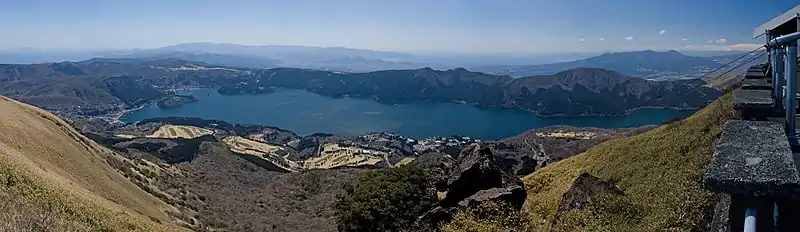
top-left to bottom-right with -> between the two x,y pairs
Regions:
1,0 -> 797,53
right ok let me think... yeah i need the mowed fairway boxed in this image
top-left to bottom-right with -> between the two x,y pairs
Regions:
302,143 -> 384,169
147,125 -> 213,139
222,136 -> 298,171
394,157 -> 415,166
222,136 -> 284,155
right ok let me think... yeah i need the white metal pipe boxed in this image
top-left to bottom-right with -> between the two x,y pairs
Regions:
744,207 -> 757,232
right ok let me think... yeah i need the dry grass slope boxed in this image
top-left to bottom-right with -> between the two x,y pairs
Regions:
0,96 -> 180,231
521,92 -> 734,231
706,73 -> 743,90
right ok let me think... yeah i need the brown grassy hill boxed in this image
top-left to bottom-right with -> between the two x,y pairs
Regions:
0,96 -> 180,231
521,92 -> 734,231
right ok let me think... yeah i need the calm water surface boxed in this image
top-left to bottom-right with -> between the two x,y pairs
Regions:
121,88 -> 695,140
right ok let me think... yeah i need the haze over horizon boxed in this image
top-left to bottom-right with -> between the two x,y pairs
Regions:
1,0 -> 797,53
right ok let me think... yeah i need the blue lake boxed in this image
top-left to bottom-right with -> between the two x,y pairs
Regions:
121,88 -> 696,140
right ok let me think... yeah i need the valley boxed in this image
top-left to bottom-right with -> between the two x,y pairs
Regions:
78,113 -> 644,231
0,54 -> 725,232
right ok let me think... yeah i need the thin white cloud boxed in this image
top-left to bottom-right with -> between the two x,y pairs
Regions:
716,38 -> 728,44
681,38 -> 688,41
707,40 -> 713,43
625,36 -> 634,41
659,30 -> 666,35
579,38 -> 585,42
599,37 -> 605,41
683,43 -> 764,52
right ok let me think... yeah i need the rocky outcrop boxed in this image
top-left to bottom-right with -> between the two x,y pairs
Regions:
551,172 -> 625,228
439,145 -> 525,207
410,144 -> 526,231
411,152 -> 455,191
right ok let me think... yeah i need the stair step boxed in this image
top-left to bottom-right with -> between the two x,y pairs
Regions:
703,120 -> 799,197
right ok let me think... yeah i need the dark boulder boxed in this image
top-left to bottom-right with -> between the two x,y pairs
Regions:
552,172 -> 624,228
517,156 -> 538,176
409,206 -> 459,232
411,152 -> 455,190
440,144 -> 524,208
410,144 -> 527,231
458,186 -> 526,209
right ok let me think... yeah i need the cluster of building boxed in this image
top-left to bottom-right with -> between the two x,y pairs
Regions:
356,132 -> 482,154
412,136 -> 481,153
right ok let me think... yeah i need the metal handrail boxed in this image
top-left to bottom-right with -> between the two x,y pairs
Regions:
740,30 -> 800,232
769,32 -> 800,47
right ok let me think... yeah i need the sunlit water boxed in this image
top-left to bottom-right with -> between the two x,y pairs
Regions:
122,88 -> 695,140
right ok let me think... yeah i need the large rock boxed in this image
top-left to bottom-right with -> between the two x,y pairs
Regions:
458,186 -> 526,209
410,144 -> 527,231
411,152 -> 455,191
409,206 -> 459,232
551,172 -> 624,228
440,144 -> 525,207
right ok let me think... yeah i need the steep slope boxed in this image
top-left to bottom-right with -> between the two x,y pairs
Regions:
0,75 -> 165,115
521,91 -> 734,231
0,96 -> 178,231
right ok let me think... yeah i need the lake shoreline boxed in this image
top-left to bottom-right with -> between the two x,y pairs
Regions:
121,88 -> 697,140
213,87 -> 701,119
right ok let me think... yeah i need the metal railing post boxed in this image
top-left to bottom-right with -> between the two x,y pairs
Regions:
786,41 -> 798,137
777,47 -> 786,109
744,208 -> 757,232
771,32 -> 800,137
772,48 -> 779,99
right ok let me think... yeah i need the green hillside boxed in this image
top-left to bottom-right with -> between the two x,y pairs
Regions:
521,92 -> 734,231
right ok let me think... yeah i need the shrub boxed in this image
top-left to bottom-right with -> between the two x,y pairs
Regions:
441,201 -> 535,232
335,165 -> 435,232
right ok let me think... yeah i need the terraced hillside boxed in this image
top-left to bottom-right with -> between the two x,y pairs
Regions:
0,96 -> 180,231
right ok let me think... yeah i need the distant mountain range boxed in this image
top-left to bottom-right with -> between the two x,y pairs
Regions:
0,58 -> 720,120
471,50 -> 726,79
104,43 -> 435,71
1,43 -> 750,81
112,44 -> 747,80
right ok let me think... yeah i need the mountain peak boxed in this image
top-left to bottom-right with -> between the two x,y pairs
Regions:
450,67 -> 470,73
419,67 -> 436,72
